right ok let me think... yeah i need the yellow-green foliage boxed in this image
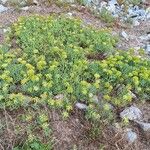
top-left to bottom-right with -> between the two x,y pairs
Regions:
99,8 -> 115,24
88,50 -> 150,106
0,16 -> 150,121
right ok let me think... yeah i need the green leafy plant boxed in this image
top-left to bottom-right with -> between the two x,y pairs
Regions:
88,50 -> 150,106
99,8 -> 115,24
13,139 -> 53,150
2,15 -> 116,109
0,15 -> 149,126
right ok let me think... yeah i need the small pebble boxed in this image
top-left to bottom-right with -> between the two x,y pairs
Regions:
133,20 -> 140,26
125,129 -> 137,143
120,31 -> 129,41
75,102 -> 87,110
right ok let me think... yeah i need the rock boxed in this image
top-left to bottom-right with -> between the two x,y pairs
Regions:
146,7 -> 150,13
33,0 -> 38,5
100,1 -> 107,9
136,121 -> 150,131
138,9 -> 146,16
127,5 -> 148,21
125,128 -> 137,143
91,0 -> 99,6
91,95 -> 99,103
0,0 -> 7,4
62,0 -> 75,3
54,94 -> 64,100
66,12 -> 73,17
147,13 -> 150,19
107,0 -> 118,13
120,106 -> 142,121
1,0 -> 39,7
0,4 -> 8,13
98,1 -> 107,12
146,8 -> 150,19
109,0 -> 118,5
147,32 -> 150,37
21,6 -> 29,11
128,7 -> 137,17
107,4 -> 116,13
75,0 -> 149,23
3,28 -> 10,33
133,20 -> 140,26
139,35 -> 150,42
129,91 -> 137,99
75,102 -> 87,110
145,44 -> 150,53
21,0 -> 39,11
120,31 -> 129,41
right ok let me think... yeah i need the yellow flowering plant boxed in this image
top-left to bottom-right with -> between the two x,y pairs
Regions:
0,16 -> 149,124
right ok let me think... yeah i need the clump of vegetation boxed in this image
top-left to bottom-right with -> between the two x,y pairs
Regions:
2,15 -> 117,113
88,50 -> 150,106
0,15 -> 150,148
127,0 -> 141,5
4,0 -> 36,7
2,15 -> 150,116
99,8 -> 115,24
76,0 -> 85,5
117,0 -> 141,6
14,138 -> 53,150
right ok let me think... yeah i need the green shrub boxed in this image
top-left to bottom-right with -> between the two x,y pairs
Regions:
13,139 -> 53,150
0,15 -> 149,123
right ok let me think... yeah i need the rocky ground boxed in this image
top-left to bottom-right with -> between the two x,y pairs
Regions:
0,0 -> 150,150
